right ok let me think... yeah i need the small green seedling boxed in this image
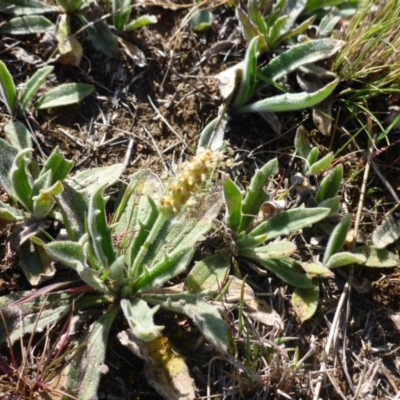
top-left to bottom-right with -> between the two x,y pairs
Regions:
0,61 -> 94,116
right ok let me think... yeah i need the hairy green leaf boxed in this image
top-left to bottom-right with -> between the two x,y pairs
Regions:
0,138 -> 18,196
0,0 -> 60,14
232,35 -> 258,108
0,60 -> 16,115
55,182 -> 88,241
0,15 -> 54,34
308,152 -> 334,175
292,281 -> 319,322
125,14 -> 157,31
248,206 -> 330,240
144,293 -> 228,352
372,214 -> 400,249
237,79 -> 339,114
19,66 -> 53,111
121,298 -> 163,342
113,0 -> 132,30
19,240 -> 55,285
256,257 -> 314,288
323,213 -> 352,264
185,253 -> 231,294
316,164 -> 343,202
326,251 -> 367,268
10,148 -> 33,213
223,178 -> 242,232
354,246 -> 399,268
239,158 -> 278,232
35,83 -> 94,109
4,121 -> 32,150
88,186 -> 116,268
64,307 -> 119,400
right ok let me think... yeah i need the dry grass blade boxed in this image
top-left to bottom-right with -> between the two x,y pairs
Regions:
333,0 -> 400,102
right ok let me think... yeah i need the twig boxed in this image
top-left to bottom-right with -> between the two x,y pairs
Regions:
124,138 -> 135,167
143,126 -> 170,172
147,95 -> 189,151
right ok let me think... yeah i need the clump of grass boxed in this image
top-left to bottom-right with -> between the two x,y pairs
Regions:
333,0 -> 400,102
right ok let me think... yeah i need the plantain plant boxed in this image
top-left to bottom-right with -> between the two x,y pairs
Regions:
0,0 -> 156,63
0,61 -> 94,116
30,150 -> 228,399
220,157 -> 399,321
199,36 -> 344,150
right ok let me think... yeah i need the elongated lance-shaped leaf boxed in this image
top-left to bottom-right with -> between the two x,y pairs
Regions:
295,125 -> 311,160
266,15 -> 288,49
0,292 -> 73,346
113,169 -> 162,226
32,180 -> 63,219
0,0 -> 60,14
318,197 -> 340,217
63,306 -> 119,400
10,148 -> 33,213
281,0 -> 306,34
326,251 -> 366,269
0,60 -> 16,115
121,298 -> 163,342
239,158 -> 278,232
113,0 -> 132,30
308,152 -> 334,175
292,280 -> 319,322
259,39 -> 345,83
143,293 -> 228,352
0,199 -> 26,221
19,240 -> 55,286
372,214 -> 400,249
39,146 -> 74,185
0,15 -> 54,34
316,164 -> 343,203
240,240 -> 297,258
31,169 -> 52,198
323,213 -> 352,264
185,253 -> 231,295
232,35 -> 258,108
197,116 -> 226,152
125,14 -> 157,31
69,163 -> 125,193
19,66 -> 54,112
134,246 -> 195,292
247,0 -> 267,35
88,186 -> 116,269
255,256 -> 314,288
44,240 -> 115,295
354,246 -> 399,268
0,138 -> 18,197
237,79 -> 339,115
247,206 -> 330,241
223,178 -> 243,232
236,7 -> 261,46
78,13 -> 119,58
140,192 -> 222,270
279,15 -> 316,44
306,146 -> 319,171
55,182 -> 88,241
113,170 -> 162,269
4,121 -> 32,150
266,0 -> 285,29
35,83 -> 94,109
